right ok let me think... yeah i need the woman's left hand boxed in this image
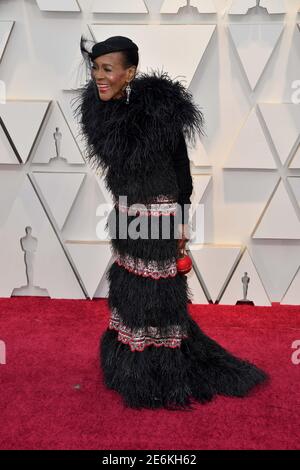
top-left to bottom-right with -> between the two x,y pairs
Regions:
177,223 -> 190,253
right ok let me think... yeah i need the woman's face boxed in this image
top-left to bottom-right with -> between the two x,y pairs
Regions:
91,52 -> 135,101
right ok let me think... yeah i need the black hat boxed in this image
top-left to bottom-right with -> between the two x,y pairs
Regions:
90,36 -> 138,61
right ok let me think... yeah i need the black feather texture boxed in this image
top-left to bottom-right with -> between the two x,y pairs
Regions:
72,68 -> 269,410
71,69 -> 205,203
100,324 -> 268,410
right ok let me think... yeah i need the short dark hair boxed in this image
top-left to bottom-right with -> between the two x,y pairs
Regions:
120,48 -> 139,70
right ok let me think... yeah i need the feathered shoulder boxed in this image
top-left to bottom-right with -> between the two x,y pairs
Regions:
71,69 -> 205,175
131,69 -> 206,145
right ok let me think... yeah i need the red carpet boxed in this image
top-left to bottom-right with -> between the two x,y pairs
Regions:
0,297 -> 299,450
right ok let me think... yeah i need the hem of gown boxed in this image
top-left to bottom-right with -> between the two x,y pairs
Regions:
99,316 -> 270,411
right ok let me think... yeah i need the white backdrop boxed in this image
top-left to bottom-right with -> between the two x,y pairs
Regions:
0,0 -> 299,305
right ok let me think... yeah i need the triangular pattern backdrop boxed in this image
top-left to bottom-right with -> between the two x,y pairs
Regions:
0,21 -> 14,63
36,0 -> 81,12
228,23 -> 284,90
92,0 -> 148,13
0,0 -> 299,303
160,0 -> 217,14
229,0 -> 287,14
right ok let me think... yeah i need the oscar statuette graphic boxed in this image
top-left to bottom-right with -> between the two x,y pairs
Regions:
236,272 -> 254,305
49,127 -> 67,163
12,226 -> 48,297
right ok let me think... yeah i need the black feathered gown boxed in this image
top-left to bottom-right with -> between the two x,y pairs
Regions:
72,70 -> 269,410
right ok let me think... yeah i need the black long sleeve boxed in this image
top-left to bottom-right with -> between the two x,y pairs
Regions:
171,132 -> 193,225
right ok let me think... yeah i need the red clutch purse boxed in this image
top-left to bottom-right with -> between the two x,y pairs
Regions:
176,248 -> 193,274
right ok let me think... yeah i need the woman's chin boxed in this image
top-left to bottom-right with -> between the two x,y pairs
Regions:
98,89 -> 125,101
99,95 -> 111,101
99,92 -> 121,101
98,91 -> 111,100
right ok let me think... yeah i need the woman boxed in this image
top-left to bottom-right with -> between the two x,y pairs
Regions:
72,35 -> 269,410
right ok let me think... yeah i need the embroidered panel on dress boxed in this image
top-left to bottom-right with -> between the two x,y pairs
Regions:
115,253 -> 177,279
108,308 -> 188,352
115,194 -> 178,217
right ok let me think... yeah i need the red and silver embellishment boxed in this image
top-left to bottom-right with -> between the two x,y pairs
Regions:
116,194 -> 178,217
115,253 -> 177,279
108,308 -> 188,352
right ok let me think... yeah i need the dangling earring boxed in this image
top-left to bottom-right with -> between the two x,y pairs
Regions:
125,82 -> 131,104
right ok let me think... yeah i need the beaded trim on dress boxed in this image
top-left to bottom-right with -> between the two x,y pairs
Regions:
108,308 -> 188,352
115,194 -> 178,217
115,253 -> 177,279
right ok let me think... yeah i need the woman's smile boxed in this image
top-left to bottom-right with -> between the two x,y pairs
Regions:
97,84 -> 110,93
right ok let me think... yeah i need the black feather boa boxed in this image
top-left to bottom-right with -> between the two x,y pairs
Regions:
71,70 -> 205,203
